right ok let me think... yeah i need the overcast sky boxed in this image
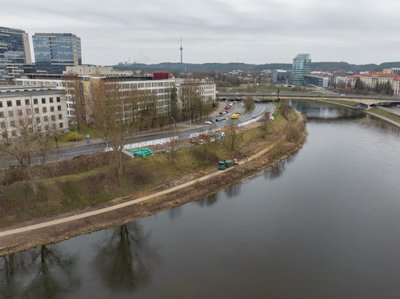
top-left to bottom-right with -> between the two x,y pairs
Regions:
1,0 -> 399,65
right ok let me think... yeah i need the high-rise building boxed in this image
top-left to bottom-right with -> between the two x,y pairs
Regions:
292,54 -> 311,86
0,26 -> 32,82
33,33 -> 81,74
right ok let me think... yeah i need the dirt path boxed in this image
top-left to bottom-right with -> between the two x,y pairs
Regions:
0,141 -> 280,239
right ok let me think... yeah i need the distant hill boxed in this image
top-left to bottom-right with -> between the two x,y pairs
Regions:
114,62 -> 400,73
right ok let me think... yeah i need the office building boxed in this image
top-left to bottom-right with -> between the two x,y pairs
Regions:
0,26 -> 32,82
33,33 -> 81,74
304,75 -> 329,88
0,86 -> 68,140
292,54 -> 311,86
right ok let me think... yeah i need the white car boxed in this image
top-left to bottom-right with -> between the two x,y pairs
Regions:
204,120 -> 213,124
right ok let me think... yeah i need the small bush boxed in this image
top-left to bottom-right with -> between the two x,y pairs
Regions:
60,131 -> 84,142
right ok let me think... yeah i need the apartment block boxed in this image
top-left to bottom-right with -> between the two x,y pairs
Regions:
0,86 -> 68,140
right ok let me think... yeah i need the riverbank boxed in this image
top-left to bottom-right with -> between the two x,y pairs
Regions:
313,99 -> 400,128
0,108 -> 306,256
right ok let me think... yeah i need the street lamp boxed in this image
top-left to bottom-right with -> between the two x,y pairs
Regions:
170,116 -> 176,129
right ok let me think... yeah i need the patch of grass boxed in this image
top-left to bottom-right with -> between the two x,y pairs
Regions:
0,112 -> 299,228
369,107 -> 400,124
322,99 -> 360,108
58,131 -> 85,143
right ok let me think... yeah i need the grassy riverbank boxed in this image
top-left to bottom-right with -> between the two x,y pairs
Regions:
0,105 -> 304,229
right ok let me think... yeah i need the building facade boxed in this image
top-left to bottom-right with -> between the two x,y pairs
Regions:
0,26 -> 32,82
33,33 -> 81,74
0,86 -> 68,140
63,66 -> 133,77
292,54 -> 311,86
304,75 -> 329,88
15,74 -> 217,125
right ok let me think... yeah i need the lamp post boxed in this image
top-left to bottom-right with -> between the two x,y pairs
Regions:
170,116 -> 176,129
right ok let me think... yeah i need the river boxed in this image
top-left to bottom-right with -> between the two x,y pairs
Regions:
1,101 -> 400,299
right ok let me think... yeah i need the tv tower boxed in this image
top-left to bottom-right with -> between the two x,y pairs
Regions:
180,36 -> 183,64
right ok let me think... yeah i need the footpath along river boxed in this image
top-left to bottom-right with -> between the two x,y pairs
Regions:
1,101 -> 400,299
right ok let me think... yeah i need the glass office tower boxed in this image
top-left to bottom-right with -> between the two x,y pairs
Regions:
0,26 -> 32,82
33,33 -> 82,74
292,54 -> 311,86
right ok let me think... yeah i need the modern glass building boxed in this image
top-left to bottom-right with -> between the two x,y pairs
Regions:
0,26 -> 32,82
33,33 -> 81,74
292,53 -> 311,86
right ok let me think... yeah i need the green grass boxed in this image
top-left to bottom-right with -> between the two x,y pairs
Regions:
58,131 -> 85,143
369,107 -> 400,124
321,99 -> 360,107
0,108 -> 299,227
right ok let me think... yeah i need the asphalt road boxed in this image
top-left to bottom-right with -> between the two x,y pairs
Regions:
0,103 -> 272,168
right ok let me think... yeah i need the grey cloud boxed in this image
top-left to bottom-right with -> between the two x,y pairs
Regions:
1,0 -> 399,64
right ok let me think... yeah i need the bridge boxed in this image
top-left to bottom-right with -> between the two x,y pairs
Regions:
218,92 -> 400,109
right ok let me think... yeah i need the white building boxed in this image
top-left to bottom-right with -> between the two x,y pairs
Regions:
63,66 -> 134,77
175,78 -> 217,103
0,86 -> 68,140
15,77 -> 77,121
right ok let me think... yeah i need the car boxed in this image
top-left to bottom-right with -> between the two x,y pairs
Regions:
231,113 -> 239,119
204,120 -> 213,124
219,112 -> 224,116
216,117 -> 226,122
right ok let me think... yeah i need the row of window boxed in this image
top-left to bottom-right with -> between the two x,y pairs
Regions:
0,97 -> 61,108
0,106 -> 63,118
0,122 -> 65,137
0,113 -> 63,125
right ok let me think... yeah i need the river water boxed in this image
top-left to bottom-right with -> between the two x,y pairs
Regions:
1,101 -> 400,299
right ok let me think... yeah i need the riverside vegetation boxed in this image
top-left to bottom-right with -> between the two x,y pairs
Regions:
0,103 -> 306,229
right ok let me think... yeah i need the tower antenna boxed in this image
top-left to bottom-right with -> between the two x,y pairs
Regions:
180,36 -> 183,64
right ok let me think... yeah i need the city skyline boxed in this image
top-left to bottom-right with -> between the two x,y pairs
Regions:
1,0 -> 399,65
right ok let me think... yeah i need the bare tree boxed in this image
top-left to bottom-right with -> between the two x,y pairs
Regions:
0,110 -> 52,191
63,75 -> 86,132
92,79 -> 139,175
224,119 -> 239,152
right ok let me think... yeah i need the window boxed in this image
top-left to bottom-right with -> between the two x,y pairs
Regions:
11,130 -> 17,137
58,114 -> 62,120
0,102 -> 2,108
42,107 -> 47,113
10,120 -> 15,127
0,112 -> 3,118
59,122 -> 63,128
25,99 -> 30,105
57,105 -> 62,111
51,115 -> 56,121
7,101 -> 12,107
8,111 -> 14,117
36,117 -> 41,124
56,97 -> 61,103
18,110 -> 23,116
50,106 -> 54,112
42,98 -> 46,104
49,97 -> 54,103
33,98 -> 38,105
26,108 -> 32,115
34,108 -> 39,114
44,116 -> 48,122
16,100 -> 21,106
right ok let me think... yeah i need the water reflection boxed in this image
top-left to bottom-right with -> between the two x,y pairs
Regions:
263,151 -> 298,181
168,206 -> 183,220
92,223 -> 159,293
197,193 -> 219,207
0,246 -> 79,299
291,100 -> 364,120
224,184 -> 241,198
